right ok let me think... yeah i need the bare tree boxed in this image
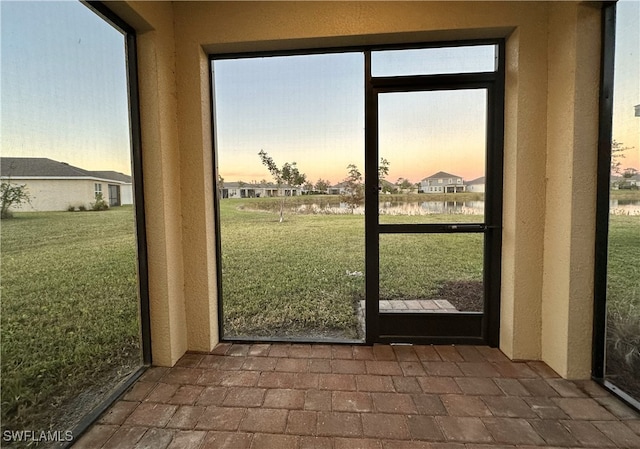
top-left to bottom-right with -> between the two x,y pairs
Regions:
314,178 -> 330,194
258,150 -> 307,222
340,164 -> 364,213
611,140 -> 633,174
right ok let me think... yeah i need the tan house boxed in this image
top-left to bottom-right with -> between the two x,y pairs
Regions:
0,157 -> 133,212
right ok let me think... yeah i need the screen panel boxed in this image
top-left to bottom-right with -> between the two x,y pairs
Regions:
372,45 -> 496,77
213,52 -> 366,341
378,89 -> 487,225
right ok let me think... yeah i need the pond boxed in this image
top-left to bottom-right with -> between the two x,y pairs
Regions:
610,199 -> 640,215
244,198 -> 640,216
290,200 -> 484,216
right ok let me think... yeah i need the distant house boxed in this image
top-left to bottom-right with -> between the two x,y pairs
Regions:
466,176 -> 486,193
0,157 -> 133,211
611,173 -> 640,190
327,181 -> 350,195
420,171 -> 465,193
219,181 -> 300,198
379,179 -> 397,194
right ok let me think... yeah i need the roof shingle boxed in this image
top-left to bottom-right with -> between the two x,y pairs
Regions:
1,157 -> 131,183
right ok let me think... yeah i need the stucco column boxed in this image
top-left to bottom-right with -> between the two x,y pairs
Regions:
542,2 -> 600,378
174,31 -> 219,352
125,3 -> 188,367
500,22 -> 548,361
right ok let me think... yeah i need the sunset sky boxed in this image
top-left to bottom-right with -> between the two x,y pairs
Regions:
213,50 -> 489,185
1,1 -> 638,183
611,0 -> 640,172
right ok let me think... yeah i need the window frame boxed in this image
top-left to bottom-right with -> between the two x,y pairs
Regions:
209,39 -> 502,344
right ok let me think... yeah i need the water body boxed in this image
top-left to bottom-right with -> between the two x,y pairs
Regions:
610,199 -> 640,215
269,199 -> 640,216
293,200 -> 484,216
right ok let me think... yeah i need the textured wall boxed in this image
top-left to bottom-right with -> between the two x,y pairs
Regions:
108,1 -> 601,377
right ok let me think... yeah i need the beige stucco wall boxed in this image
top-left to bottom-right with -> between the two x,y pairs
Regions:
542,2 -> 601,379
120,184 -> 133,205
109,1 -> 602,377
6,178 -> 97,212
109,2 -> 188,366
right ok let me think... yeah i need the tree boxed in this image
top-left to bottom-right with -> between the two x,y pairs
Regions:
396,177 -> 414,192
1,180 -> 31,219
315,178 -> 330,194
218,174 -> 225,196
258,150 -> 307,222
340,164 -> 364,213
379,157 -> 390,186
303,180 -> 314,193
618,167 -> 640,190
611,140 -> 633,174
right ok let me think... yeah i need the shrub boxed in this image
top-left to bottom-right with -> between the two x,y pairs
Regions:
67,205 -> 76,212
1,181 -> 31,219
78,205 -> 87,211
91,193 -> 109,211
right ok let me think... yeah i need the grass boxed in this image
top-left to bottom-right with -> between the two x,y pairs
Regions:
220,198 -> 365,339
1,192 -> 637,434
220,196 -> 486,339
610,189 -> 640,201
606,213 -> 640,398
1,206 -> 141,434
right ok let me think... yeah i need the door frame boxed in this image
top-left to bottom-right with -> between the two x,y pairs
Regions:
592,2 -> 640,411
363,40 -> 506,346
209,40 -> 505,345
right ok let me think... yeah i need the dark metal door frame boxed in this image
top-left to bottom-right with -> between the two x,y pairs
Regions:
364,42 -> 505,346
593,2 -> 640,411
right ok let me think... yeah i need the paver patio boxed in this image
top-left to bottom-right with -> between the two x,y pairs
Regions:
74,343 -> 640,448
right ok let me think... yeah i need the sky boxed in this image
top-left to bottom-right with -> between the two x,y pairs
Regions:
377,89 -> 487,183
612,0 -> 640,173
213,48 -> 493,185
1,1 -> 637,183
1,1 -> 132,175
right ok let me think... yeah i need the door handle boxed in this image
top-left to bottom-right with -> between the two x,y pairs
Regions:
445,224 -> 490,232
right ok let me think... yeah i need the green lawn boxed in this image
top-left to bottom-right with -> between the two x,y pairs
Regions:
605,213 -> 640,398
220,195 -> 639,344
606,192 -> 640,341
1,207 -> 141,434
220,198 -> 366,339
1,194 -> 637,434
220,196 -> 486,339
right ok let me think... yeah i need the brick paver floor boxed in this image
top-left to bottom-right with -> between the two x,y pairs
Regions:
74,343 -> 640,448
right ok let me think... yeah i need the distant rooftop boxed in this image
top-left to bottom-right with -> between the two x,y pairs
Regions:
1,157 -> 131,183
422,171 -> 463,181
222,181 -> 297,189
466,176 -> 485,185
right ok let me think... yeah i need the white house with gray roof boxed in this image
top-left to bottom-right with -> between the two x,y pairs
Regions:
220,181 -> 300,199
419,171 -> 466,193
465,176 -> 486,193
0,157 -> 133,212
